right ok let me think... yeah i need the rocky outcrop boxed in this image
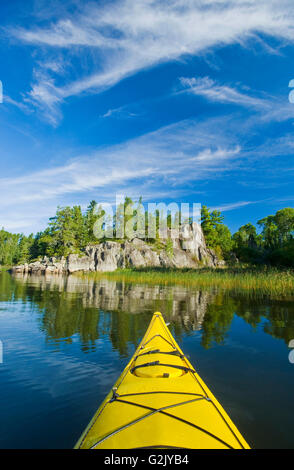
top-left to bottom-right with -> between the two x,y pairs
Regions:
11,223 -> 224,274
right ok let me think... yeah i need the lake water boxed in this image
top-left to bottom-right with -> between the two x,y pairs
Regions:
0,271 -> 293,449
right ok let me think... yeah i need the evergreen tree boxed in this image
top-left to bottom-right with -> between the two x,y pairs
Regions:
201,206 -> 232,258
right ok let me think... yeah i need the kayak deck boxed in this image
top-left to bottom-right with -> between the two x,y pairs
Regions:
75,312 -> 250,449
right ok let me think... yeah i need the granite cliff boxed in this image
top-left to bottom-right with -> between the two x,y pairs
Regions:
12,222 -> 224,274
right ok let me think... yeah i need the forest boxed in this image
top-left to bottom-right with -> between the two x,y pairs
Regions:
0,198 -> 293,268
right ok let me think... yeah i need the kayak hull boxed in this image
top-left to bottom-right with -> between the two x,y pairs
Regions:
75,312 -> 250,449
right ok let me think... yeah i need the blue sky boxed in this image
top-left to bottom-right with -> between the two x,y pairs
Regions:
0,0 -> 294,235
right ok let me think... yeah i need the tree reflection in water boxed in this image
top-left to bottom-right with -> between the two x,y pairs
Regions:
1,272 -> 293,356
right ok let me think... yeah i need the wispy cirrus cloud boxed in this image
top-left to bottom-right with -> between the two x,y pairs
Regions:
179,76 -> 269,109
179,75 -> 294,125
189,146 -> 240,162
1,108 -> 293,233
0,118 -> 240,204
8,0 -> 294,124
211,195 -> 294,213
211,200 -> 260,212
100,106 -> 138,119
3,94 -> 31,113
0,116 -> 242,232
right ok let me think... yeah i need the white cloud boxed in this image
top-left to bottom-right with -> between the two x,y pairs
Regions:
211,201 -> 259,212
100,106 -> 138,119
0,116 -> 241,233
9,0 -> 294,123
1,109 -> 293,233
101,108 -> 120,119
179,77 -> 269,109
211,196 -> 294,212
189,146 -> 240,162
179,75 -> 294,125
3,95 -> 31,113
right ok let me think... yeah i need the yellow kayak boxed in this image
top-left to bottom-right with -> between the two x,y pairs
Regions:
75,312 -> 250,449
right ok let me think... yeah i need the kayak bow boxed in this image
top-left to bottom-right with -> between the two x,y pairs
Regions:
75,312 -> 250,449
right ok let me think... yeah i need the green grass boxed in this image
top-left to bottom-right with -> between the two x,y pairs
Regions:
76,266 -> 294,299
0,265 -> 11,272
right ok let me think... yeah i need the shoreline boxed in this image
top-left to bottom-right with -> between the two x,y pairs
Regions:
5,264 -> 294,299
73,266 -> 294,299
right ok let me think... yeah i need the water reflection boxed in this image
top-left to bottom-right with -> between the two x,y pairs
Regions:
1,272 -> 292,356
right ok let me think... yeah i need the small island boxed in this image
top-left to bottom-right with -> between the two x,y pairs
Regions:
0,197 -> 293,298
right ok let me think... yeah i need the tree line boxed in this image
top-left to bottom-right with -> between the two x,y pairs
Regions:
201,205 -> 294,267
0,198 -> 293,267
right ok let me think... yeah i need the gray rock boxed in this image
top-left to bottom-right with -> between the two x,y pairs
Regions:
66,254 -> 95,273
93,242 -> 123,272
11,222 -> 224,274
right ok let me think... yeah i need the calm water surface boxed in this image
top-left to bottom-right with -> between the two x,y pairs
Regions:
0,271 -> 294,449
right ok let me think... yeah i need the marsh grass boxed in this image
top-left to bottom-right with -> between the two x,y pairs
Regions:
76,266 -> 294,299
0,266 -> 11,272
